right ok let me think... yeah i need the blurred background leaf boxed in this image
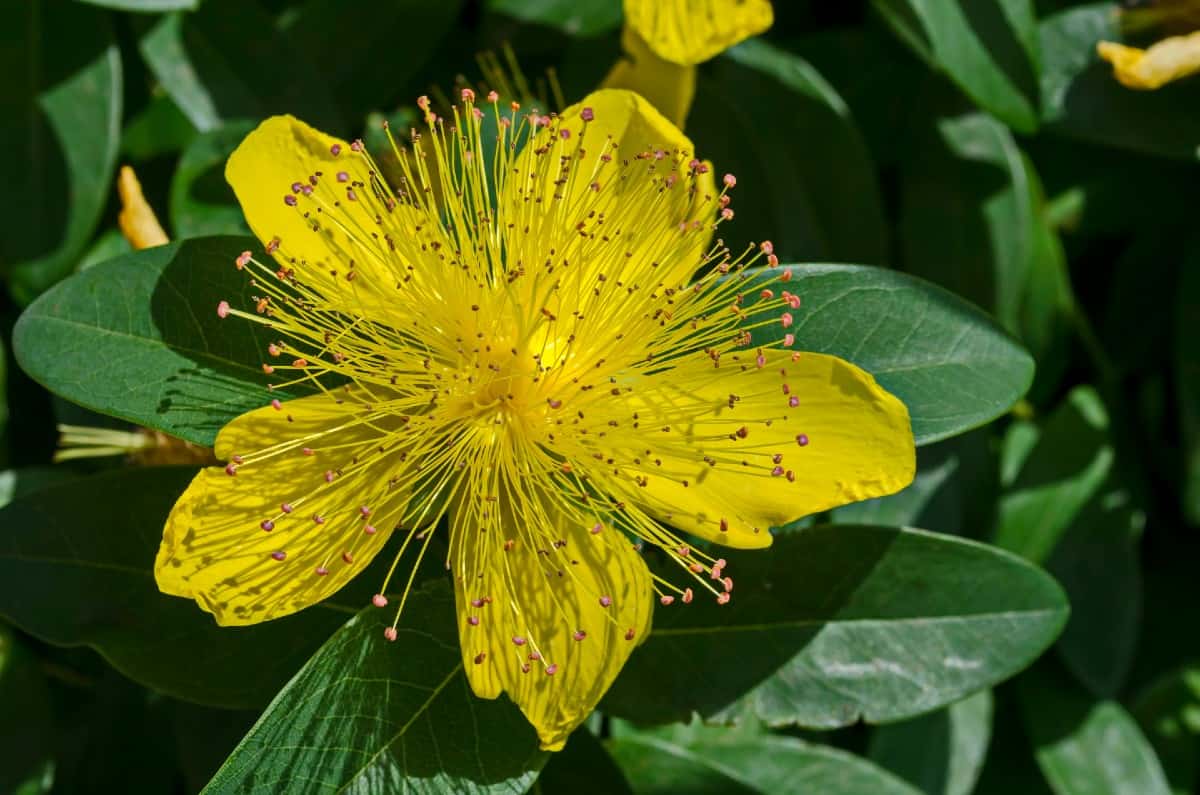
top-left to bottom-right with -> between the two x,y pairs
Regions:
0,0 -> 122,306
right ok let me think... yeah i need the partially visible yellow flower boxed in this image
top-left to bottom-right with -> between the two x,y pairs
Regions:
117,165 -> 169,249
625,0 -> 774,66
1098,1 -> 1200,89
604,0 -> 774,125
154,88 -> 914,749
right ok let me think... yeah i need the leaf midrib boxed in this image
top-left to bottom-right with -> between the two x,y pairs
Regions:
649,606 -> 1065,637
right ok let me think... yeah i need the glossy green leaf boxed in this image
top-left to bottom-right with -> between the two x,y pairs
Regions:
1131,664 -> 1200,795
204,581 -> 545,794
486,0 -> 620,36
14,236 -> 304,448
78,228 -> 133,271
604,525 -> 1068,729
875,0 -> 1041,132
609,732 -> 922,795
899,112 -> 1073,396
0,467 -> 75,510
741,264 -> 1035,445
997,387 -> 1141,695
1040,2 -> 1200,161
169,121 -> 255,238
691,39 -> 888,263
0,466 -> 367,709
1021,663 -> 1172,795
139,0 -> 343,133
995,387 -> 1113,564
869,690 -> 994,795
1048,481 -> 1143,697
535,730 -> 632,795
1,0 -> 122,305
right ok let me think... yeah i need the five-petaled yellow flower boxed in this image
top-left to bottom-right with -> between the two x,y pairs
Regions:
154,87 -> 915,750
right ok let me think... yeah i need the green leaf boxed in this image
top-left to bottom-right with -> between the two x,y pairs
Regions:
1021,663 -> 1172,795
604,525 -> 1068,729
139,0 -> 343,134
1048,482 -> 1143,697
120,92 -> 198,161
1,0 -> 122,305
14,236 -> 304,448
1040,2 -> 1200,161
742,264 -> 1035,445
169,121 -> 255,239
875,0 -> 1041,132
994,387 -> 1113,564
691,39 -> 888,264
78,228 -> 133,271
609,732 -> 922,795
868,690 -> 994,795
996,386 -> 1142,697
204,581 -> 545,794
486,0 -> 620,36
1131,664 -> 1200,795
535,730 -> 632,795
0,466 -> 364,709
0,467 -> 76,510
898,112 -> 1073,396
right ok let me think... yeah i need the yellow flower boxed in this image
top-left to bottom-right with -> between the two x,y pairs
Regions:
117,165 -> 168,249
1097,30 -> 1200,89
154,88 -> 914,750
603,0 -> 774,126
625,0 -> 774,66
1098,1 -> 1200,89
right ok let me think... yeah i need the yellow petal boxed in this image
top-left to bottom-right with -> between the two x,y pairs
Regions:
224,115 -> 414,311
505,88 -> 717,294
616,350 -> 915,548
450,491 -> 654,751
156,392 -> 409,625
1097,32 -> 1200,89
601,27 -> 697,127
117,165 -> 169,249
624,0 -> 774,66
